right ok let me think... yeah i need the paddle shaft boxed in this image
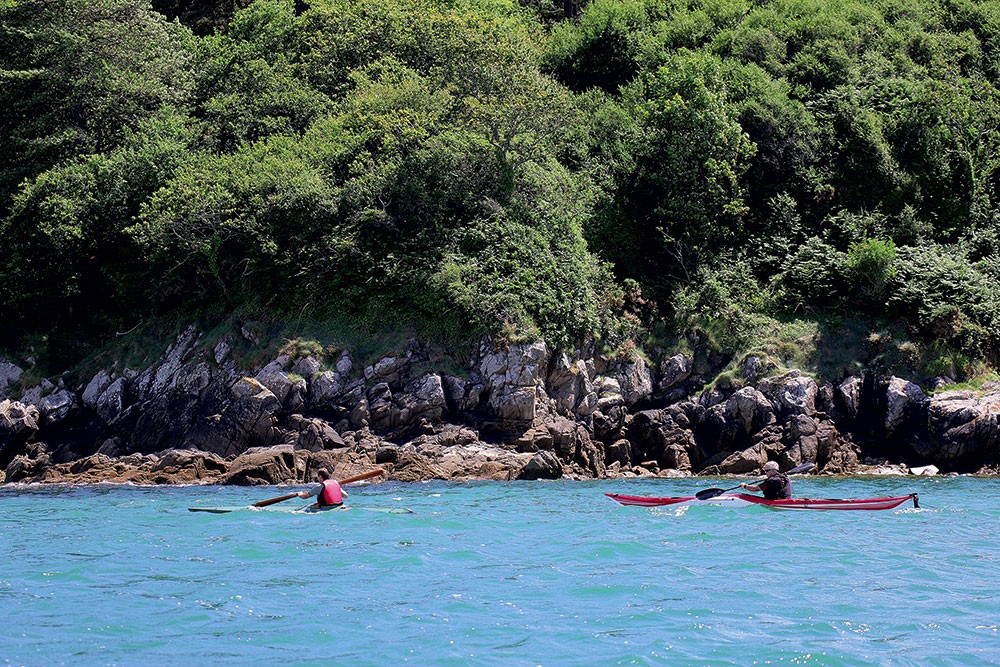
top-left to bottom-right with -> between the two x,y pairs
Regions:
695,462 -> 814,500
251,468 -> 386,508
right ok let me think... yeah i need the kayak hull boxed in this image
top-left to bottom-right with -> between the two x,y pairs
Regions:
188,505 -> 413,514
606,492 -> 918,511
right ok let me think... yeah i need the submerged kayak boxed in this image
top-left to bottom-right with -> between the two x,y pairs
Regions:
606,492 -> 919,511
188,505 -> 413,514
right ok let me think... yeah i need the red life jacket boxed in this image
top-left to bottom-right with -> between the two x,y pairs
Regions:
319,479 -> 343,506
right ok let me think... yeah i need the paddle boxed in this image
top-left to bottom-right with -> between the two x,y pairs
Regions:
695,462 -> 815,501
251,468 -> 386,508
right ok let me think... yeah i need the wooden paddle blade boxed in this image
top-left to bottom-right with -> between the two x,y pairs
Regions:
251,492 -> 300,508
337,469 -> 386,485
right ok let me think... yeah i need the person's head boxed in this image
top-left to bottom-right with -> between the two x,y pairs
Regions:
316,468 -> 331,481
762,460 -> 780,476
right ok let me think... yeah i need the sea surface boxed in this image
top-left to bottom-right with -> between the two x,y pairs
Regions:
1,476 -> 997,666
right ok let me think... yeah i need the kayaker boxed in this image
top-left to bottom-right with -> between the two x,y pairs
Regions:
298,468 -> 348,508
739,460 -> 792,499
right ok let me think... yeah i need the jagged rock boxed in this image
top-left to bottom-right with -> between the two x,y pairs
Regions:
616,356 -> 653,406
594,376 -> 625,412
367,383 -> 394,433
303,449 -> 376,481
135,325 -> 202,396
544,416 -> 605,477
479,341 -> 548,425
885,377 -> 927,437
716,445 -> 766,474
213,335 -> 235,364
288,414 -> 346,451
38,389 -> 78,425
291,355 -> 322,379
909,464 -> 939,476
921,389 -> 1000,470
592,405 -> 629,444
337,380 -> 370,429
727,387 -> 776,435
442,375 -> 485,413
518,450 -> 563,480
365,353 -> 411,385
334,351 -> 353,375
604,439 -> 632,468
0,360 -> 24,399
255,356 -> 307,409
820,437 -> 861,474
758,370 -> 818,417
658,354 -> 692,392
151,449 -> 228,482
5,452 -> 50,482
778,414 -> 820,467
184,377 -> 283,457
19,379 -> 56,407
625,409 -> 696,471
224,445 -> 305,485
547,353 -> 593,416
836,376 -> 863,420
310,370 -> 345,410
83,371 -> 127,424
397,373 -> 447,426
0,400 -> 39,447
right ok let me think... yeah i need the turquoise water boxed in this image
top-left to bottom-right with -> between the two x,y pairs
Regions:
1,477 -> 996,666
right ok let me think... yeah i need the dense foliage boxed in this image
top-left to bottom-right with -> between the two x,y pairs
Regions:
1,0 -> 999,377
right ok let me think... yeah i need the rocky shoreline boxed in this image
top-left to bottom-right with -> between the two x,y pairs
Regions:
2,325 -> 998,486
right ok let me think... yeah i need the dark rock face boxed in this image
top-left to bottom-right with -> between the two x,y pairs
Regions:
2,326 -> 998,485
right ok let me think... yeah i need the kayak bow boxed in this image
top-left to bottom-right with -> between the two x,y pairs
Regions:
606,492 -> 919,511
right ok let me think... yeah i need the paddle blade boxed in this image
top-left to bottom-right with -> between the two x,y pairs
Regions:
695,488 -> 727,501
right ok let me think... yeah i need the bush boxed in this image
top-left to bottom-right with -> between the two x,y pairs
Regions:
845,237 -> 897,304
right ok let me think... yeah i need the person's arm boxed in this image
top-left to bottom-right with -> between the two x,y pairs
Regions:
740,482 -> 761,492
298,484 -> 321,499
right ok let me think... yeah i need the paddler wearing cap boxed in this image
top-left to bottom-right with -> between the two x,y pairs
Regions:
739,460 -> 792,500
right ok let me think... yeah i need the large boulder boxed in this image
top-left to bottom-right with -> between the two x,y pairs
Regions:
518,450 -> 563,480
547,353 -> 595,417
479,341 -> 549,426
921,389 -> 1000,470
442,374 -> 486,414
0,360 -> 24,399
625,409 -> 697,472
223,445 -> 305,485
0,400 -> 39,469
184,377 -> 283,457
758,371 -> 818,417
657,354 -> 692,393
884,376 -> 927,438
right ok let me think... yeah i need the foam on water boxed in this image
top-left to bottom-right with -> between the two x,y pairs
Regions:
1,476 -> 996,665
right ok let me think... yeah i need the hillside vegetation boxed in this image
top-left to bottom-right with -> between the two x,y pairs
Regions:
2,0 -> 998,383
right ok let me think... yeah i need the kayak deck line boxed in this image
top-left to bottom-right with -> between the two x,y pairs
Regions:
606,492 -> 919,511
188,505 -> 414,514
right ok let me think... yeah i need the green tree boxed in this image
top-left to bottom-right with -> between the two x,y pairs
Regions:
0,0 -> 195,214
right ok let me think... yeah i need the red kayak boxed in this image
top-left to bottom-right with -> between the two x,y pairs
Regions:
606,492 -> 919,511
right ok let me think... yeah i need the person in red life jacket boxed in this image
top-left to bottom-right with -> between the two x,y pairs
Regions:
739,460 -> 792,499
298,468 -> 347,508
